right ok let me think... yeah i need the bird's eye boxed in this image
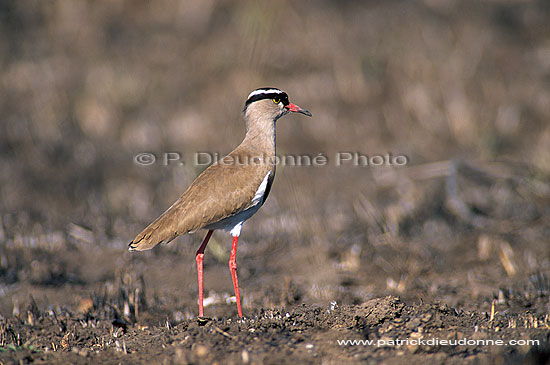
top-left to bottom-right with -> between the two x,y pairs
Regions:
273,98 -> 280,104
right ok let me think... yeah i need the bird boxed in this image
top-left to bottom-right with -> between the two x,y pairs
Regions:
129,87 -> 311,318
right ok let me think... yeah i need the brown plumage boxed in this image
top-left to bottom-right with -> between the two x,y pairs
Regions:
128,146 -> 275,251
128,87 -> 311,318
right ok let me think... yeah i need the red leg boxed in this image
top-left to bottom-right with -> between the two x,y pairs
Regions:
196,230 -> 213,317
229,235 -> 243,318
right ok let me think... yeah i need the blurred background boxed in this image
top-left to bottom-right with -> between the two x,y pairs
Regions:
0,0 -> 549,320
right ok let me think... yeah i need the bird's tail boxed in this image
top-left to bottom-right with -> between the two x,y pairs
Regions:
128,210 -> 180,251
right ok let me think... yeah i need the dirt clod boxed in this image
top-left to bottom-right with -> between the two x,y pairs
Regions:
356,296 -> 405,326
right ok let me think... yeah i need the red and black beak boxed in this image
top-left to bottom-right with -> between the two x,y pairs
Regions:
285,102 -> 312,117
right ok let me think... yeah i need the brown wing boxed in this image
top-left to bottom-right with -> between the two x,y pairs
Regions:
129,148 -> 274,251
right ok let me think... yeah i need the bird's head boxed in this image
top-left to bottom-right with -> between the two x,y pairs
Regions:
243,87 -> 312,122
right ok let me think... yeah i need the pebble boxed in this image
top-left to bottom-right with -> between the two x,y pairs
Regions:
407,343 -> 419,353
71,347 -> 89,357
241,349 -> 249,364
174,347 -> 188,365
78,298 -> 94,313
406,318 -> 421,330
472,331 -> 488,340
407,332 -> 422,353
421,313 -> 432,322
192,344 -> 208,357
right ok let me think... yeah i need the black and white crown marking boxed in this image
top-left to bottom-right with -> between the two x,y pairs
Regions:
244,87 -> 289,110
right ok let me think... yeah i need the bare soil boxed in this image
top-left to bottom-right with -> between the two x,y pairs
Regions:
1,291 -> 549,364
1,200 -> 549,365
1,0 -> 550,364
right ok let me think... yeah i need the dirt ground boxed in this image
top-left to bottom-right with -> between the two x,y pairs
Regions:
1,294 -> 549,365
1,163 -> 549,364
1,0 -> 550,364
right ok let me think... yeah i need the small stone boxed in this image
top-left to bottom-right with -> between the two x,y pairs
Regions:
79,348 -> 89,357
174,347 -> 188,365
472,331 -> 487,340
192,344 -> 208,357
378,336 -> 392,346
406,318 -> 422,330
241,349 -> 249,364
78,298 -> 94,313
407,343 -> 419,353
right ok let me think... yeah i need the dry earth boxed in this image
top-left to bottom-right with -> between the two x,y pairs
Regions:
1,0 -> 550,364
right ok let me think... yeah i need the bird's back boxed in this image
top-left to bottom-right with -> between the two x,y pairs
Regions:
128,145 -> 275,251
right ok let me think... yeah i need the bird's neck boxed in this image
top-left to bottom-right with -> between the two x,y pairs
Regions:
242,114 -> 276,156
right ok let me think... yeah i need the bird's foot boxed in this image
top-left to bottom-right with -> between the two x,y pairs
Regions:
197,316 -> 211,326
